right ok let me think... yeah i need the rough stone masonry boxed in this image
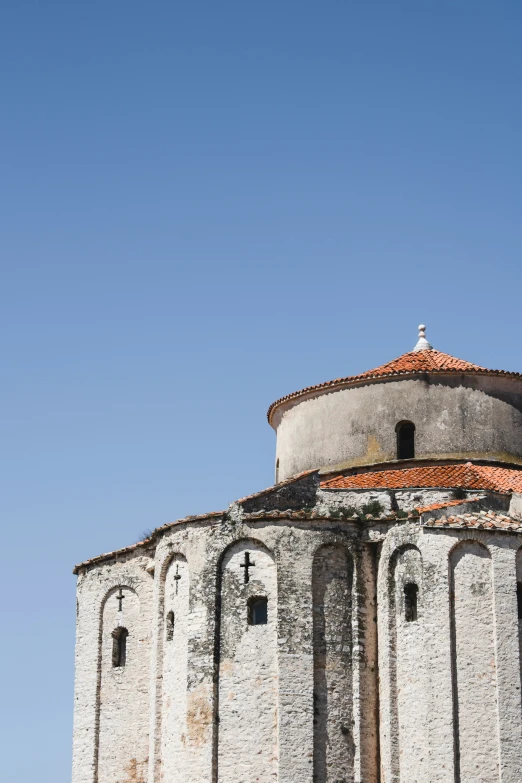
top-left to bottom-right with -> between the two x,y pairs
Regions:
72,327 -> 522,783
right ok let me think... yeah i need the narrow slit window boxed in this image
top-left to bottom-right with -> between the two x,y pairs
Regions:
112,627 -> 128,667
396,421 -> 415,460
248,596 -> 268,625
517,583 -> 522,620
166,610 -> 174,641
404,583 -> 418,622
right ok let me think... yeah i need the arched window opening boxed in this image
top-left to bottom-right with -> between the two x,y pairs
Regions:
166,610 -> 174,641
275,458 -> 280,483
396,421 -> 415,460
112,627 -> 128,667
517,583 -> 522,620
404,583 -> 418,622
248,596 -> 268,625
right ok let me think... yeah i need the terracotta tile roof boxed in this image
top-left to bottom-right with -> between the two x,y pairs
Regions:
415,496 -> 482,514
357,349 -> 484,376
267,349 -> 521,424
321,462 -> 522,493
424,509 -> 522,534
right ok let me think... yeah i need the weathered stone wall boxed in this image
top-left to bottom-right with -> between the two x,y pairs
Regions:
218,541 -> 279,782
273,375 -> 522,480
390,546 -> 428,783
159,555 -> 189,781
450,541 -> 498,782
312,544 -> 354,782
72,556 -> 154,783
97,586 -> 150,783
378,523 -> 522,783
72,493 -> 522,783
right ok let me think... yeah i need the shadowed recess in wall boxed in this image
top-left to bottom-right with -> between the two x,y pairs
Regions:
94,586 -> 149,783
157,555 -> 189,783
450,541 -> 498,783
217,541 -> 279,783
312,544 -> 354,783
388,545 -> 426,783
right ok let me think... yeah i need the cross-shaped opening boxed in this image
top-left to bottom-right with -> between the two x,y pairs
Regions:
116,588 -> 125,612
173,563 -> 182,594
240,551 -> 256,584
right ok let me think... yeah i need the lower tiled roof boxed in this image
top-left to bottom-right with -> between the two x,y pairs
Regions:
415,497 -> 482,514
424,509 -> 522,533
321,462 -> 522,494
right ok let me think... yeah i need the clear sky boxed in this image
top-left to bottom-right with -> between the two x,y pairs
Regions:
1,2 -> 521,780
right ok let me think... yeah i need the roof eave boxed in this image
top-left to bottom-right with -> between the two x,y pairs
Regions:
267,367 -> 522,427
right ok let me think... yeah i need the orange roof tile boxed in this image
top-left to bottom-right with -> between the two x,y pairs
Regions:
415,496 -> 482,514
424,509 -> 522,534
267,349 -> 521,424
356,349 -> 483,376
321,462 -> 522,493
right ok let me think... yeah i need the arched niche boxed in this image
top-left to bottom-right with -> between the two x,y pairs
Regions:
388,545 -> 426,783
95,585 -> 149,783
158,554 -> 189,782
312,543 -> 354,783
449,540 -> 498,782
216,539 -> 279,783
396,420 -> 415,460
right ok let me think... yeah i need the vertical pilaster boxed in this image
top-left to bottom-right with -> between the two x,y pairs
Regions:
277,532 -> 314,783
147,557 -> 162,783
491,543 -> 522,782
421,533 -> 455,783
185,559 -> 218,783
353,542 -> 380,783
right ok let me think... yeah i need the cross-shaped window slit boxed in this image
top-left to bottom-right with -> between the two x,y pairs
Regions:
240,552 -> 255,584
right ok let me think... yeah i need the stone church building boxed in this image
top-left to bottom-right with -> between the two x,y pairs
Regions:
72,327 -> 522,783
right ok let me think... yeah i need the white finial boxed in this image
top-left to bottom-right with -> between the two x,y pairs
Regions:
413,323 -> 433,352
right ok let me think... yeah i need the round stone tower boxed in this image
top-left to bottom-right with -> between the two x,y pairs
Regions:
270,326 -> 522,482
72,327 -> 522,783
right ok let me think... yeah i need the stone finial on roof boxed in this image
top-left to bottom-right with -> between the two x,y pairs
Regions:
413,324 -> 433,352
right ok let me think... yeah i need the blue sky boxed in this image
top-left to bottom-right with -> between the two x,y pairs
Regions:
1,2 -> 521,780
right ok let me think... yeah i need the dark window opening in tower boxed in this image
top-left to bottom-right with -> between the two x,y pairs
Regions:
166,610 -> 174,641
112,627 -> 128,667
517,583 -> 522,620
248,596 -> 268,625
404,583 -> 418,622
396,421 -> 415,460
